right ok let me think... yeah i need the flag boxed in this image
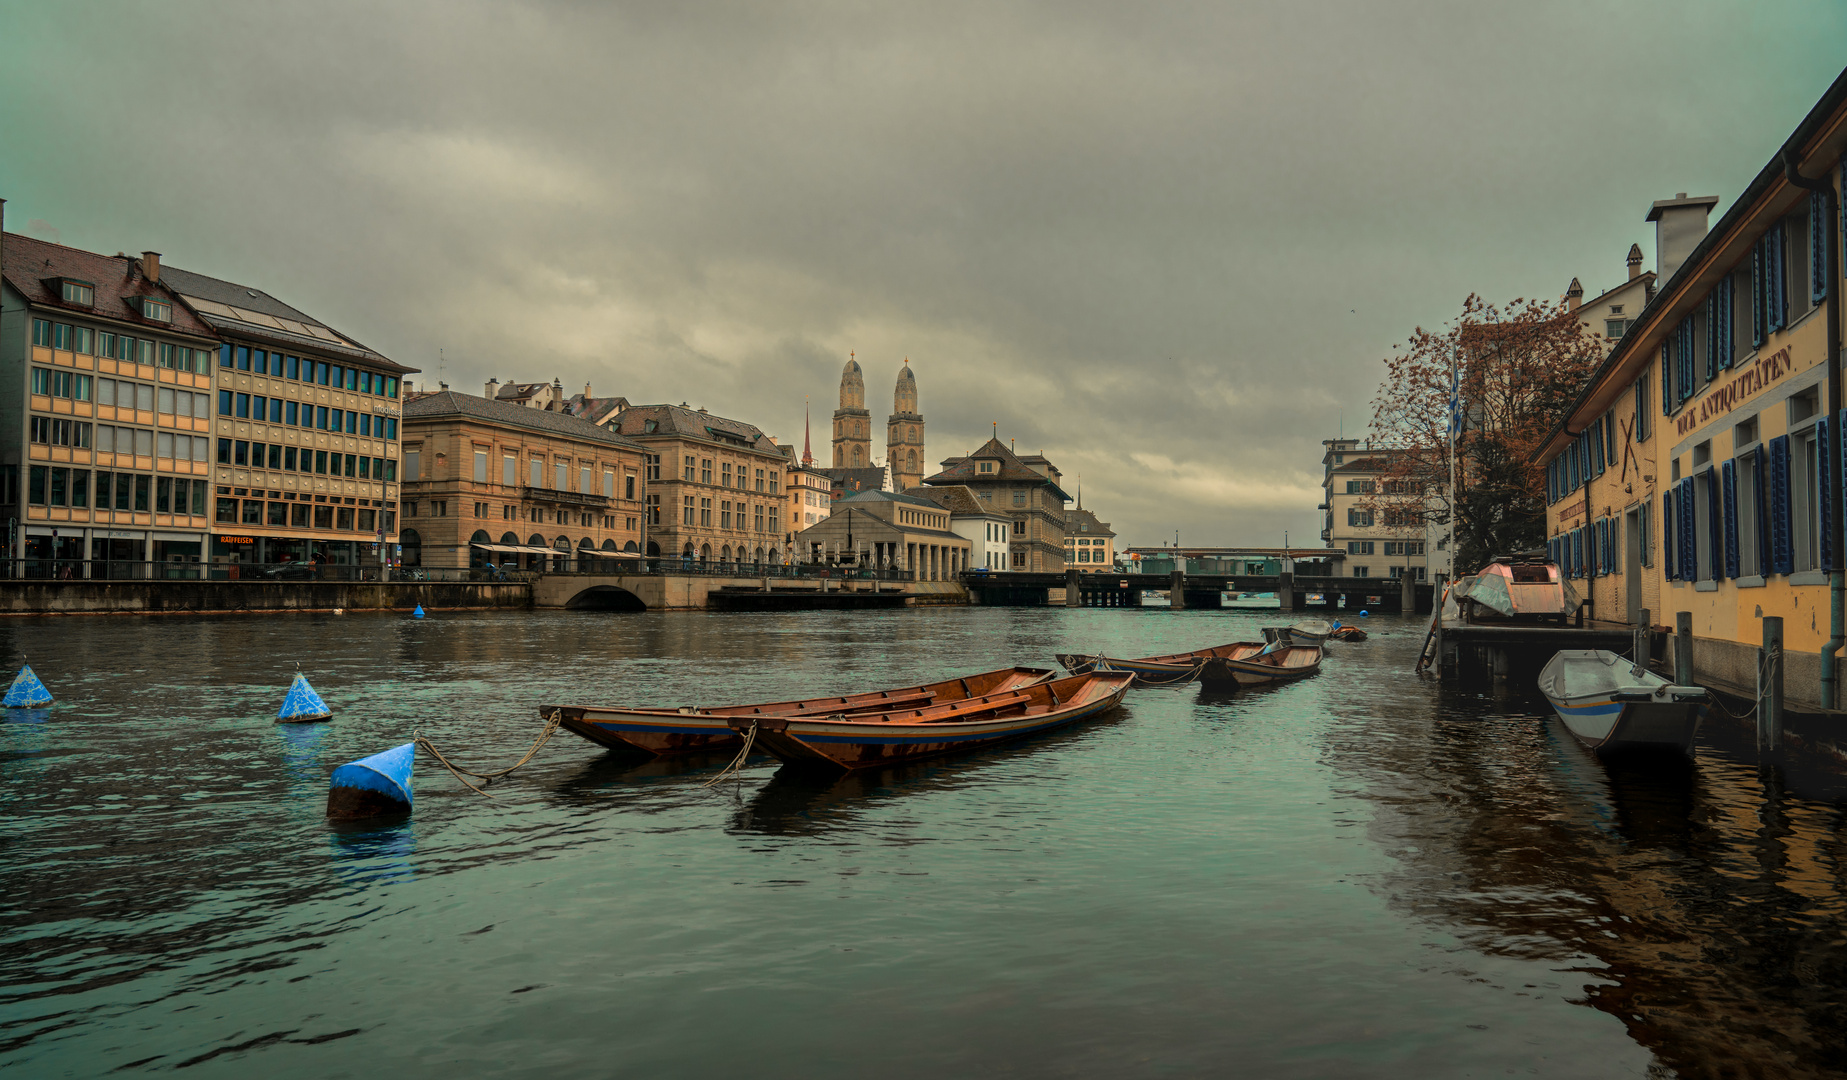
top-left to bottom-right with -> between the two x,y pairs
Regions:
1447,365 -> 1463,436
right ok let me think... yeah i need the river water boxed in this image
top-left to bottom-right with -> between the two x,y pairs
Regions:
3,607 -> 1847,1078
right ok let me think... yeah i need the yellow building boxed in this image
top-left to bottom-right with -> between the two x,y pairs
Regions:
1537,68 -> 1847,711
1062,506 -> 1117,572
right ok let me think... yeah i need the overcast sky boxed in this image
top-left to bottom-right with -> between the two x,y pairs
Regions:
2,2 -> 1842,548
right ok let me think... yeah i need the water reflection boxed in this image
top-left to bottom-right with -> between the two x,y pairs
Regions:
327,820 -> 418,886
1329,661 -> 1847,1079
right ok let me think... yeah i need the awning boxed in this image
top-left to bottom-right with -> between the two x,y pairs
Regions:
470,543 -> 561,555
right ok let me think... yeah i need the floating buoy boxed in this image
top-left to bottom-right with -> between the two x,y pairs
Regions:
327,742 -> 415,820
412,605 -> 426,618
277,671 -> 332,724
1359,610 -> 1370,618
4,664 -> 52,708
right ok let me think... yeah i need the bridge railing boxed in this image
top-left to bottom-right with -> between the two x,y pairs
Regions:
537,559 -> 918,581
0,559 -> 538,584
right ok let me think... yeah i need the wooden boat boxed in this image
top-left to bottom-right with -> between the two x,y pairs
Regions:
1538,650 -> 1706,755
1284,618 -> 1331,644
1198,643 -> 1323,687
544,666 -> 1058,757
727,671 -> 1135,772
1326,624 -> 1368,642
1056,642 -> 1267,686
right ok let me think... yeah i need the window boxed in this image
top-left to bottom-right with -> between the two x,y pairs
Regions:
720,501 -> 732,529
140,298 -> 170,322
683,455 -> 696,481
405,450 -> 421,481
722,463 -> 732,487
700,498 -> 712,526
556,461 -> 569,490
530,456 -> 543,486
701,460 -> 713,484
1352,566 -> 1369,577
1606,319 -> 1627,338
474,451 -> 489,483
1347,541 -> 1374,555
683,496 -> 696,525
979,461 -> 994,473
60,280 -> 94,306
580,464 -> 592,493
1345,480 -> 1375,494
504,455 -> 518,485
1347,509 -> 1373,527
1794,422 -> 1821,572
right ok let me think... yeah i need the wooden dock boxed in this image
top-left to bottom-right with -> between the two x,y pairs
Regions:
963,570 -> 1434,613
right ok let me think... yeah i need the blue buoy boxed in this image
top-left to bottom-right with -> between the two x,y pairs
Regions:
412,605 -> 426,618
277,672 -> 332,724
1359,610 -> 1370,618
327,742 -> 415,820
4,664 -> 52,708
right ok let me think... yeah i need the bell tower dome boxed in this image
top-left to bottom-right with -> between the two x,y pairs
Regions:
887,360 -> 924,491
831,354 -> 871,468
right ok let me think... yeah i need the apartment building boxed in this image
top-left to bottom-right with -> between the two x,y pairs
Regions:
1537,67 -> 1847,712
604,403 -> 785,564
1320,438 -> 1447,581
159,263 -> 416,573
3,237 -> 221,574
923,437 -> 1068,571
1062,506 -> 1117,572
401,389 -> 645,569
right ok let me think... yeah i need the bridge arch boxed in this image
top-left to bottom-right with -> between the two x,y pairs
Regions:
562,584 -> 648,612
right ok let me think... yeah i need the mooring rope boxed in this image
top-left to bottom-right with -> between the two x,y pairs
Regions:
702,719 -> 759,788
414,709 -> 566,799
1134,662 -> 1207,687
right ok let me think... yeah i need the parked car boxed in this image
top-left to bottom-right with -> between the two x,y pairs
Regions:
262,562 -> 317,580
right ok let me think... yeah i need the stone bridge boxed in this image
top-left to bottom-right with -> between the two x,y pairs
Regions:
530,572 -> 965,611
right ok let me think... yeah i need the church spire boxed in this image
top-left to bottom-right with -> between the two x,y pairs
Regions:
801,397 -> 813,466
887,358 -> 925,491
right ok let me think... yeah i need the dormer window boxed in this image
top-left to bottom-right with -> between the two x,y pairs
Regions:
60,280 -> 95,306
978,460 -> 995,473
140,298 -> 171,322
1609,304 -> 1623,315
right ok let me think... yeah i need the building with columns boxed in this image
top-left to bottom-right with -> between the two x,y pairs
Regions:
791,487 -> 969,580
887,360 -> 924,490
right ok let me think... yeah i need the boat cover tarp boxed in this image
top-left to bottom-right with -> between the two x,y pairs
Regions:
1452,572 -> 1581,617
329,742 -> 415,806
3,664 -> 52,708
278,672 -> 331,721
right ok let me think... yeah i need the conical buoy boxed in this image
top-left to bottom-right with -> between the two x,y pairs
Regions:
327,742 -> 415,820
412,605 -> 426,618
4,665 -> 52,708
277,671 -> 332,723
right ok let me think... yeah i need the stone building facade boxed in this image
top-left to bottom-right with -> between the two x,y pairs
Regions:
400,390 -> 645,570
924,437 -> 1068,572
832,356 -> 871,468
887,361 -> 924,491
1062,506 -> 1117,572
605,402 -> 786,565
791,488 -> 969,579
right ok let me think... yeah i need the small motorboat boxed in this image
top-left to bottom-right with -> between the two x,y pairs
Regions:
1538,650 -> 1706,755
1199,642 -> 1323,687
727,671 -> 1135,772
545,666 -> 1058,756
1283,619 -> 1331,644
1056,642 -> 1267,686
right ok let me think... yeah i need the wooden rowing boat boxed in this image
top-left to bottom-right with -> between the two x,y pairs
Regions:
1326,625 -> 1367,642
727,671 -> 1135,772
1055,642 -> 1267,686
544,666 -> 1058,757
1199,643 -> 1323,687
1538,650 -> 1705,755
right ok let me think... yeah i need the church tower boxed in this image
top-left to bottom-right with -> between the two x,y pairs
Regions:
832,354 -> 871,468
887,360 -> 924,491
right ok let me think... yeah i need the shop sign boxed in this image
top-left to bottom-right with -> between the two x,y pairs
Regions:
220,536 -> 255,544
1675,345 -> 1795,436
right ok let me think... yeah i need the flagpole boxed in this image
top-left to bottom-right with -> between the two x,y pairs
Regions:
1448,343 -> 1458,571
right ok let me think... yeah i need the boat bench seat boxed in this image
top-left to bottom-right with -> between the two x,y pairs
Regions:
735,691 -> 938,717
897,691 -> 1034,724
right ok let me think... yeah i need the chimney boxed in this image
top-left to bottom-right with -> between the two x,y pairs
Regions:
1566,277 -> 1583,313
140,251 -> 161,282
1646,193 -> 1720,286
584,381 -> 593,400
485,377 -> 500,399
1626,243 -> 1644,281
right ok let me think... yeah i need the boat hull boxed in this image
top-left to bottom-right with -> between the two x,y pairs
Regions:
1056,643 -> 1266,687
1548,698 -> 1702,754
547,666 -> 1058,757
737,673 -> 1133,771
1199,647 -> 1323,687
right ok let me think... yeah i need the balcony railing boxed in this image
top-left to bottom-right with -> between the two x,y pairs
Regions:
521,486 -> 610,508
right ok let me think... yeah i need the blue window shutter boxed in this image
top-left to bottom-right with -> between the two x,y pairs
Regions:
1755,449 -> 1771,578
1769,435 -> 1794,575
1705,468 -> 1723,580
1682,478 -> 1699,581
1820,414 -> 1834,572
1662,490 -> 1676,579
1574,529 -> 1584,578
1662,341 -> 1674,414
1722,459 -> 1740,579
1705,293 -> 1719,380
1753,239 -> 1767,347
1606,414 -> 1617,466
1813,190 -> 1828,304
1681,321 -> 1695,400
1772,223 -> 1788,331
1593,427 -> 1604,476
1721,276 -> 1735,368
1603,519 -> 1614,574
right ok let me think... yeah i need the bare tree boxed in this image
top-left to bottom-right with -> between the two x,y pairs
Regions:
1365,294 -> 1602,572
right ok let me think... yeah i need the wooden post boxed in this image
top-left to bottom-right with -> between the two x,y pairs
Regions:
1065,567 -> 1080,608
1431,573 -> 1446,676
1675,611 -> 1694,686
1278,571 -> 1294,612
1760,615 -> 1784,752
1399,570 -> 1416,614
1169,569 -> 1187,610
1634,607 -> 1651,669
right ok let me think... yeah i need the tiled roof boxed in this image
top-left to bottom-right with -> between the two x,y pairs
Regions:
905,484 -> 1003,517
818,466 -> 889,494
404,390 -> 646,449
1064,508 -> 1115,537
837,488 -> 941,509
159,262 -> 416,373
1,233 -> 216,339
607,404 -> 780,453
926,438 -> 1065,488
